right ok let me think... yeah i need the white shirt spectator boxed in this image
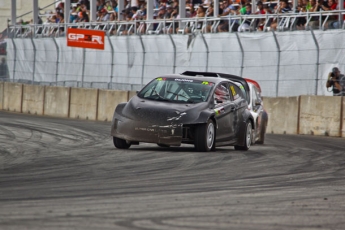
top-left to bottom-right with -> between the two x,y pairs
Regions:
131,0 -> 139,7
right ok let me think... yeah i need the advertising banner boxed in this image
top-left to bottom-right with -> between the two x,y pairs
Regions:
67,28 -> 105,50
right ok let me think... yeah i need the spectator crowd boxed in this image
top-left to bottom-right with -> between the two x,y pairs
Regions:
14,0 -> 345,34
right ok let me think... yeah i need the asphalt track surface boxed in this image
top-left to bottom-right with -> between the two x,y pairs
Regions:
1,111 -> 345,230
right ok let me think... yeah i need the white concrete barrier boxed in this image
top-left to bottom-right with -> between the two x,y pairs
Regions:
0,82 -> 3,110
2,81 -> 344,139
70,88 -> 98,120
299,96 -> 342,137
44,86 -> 70,118
263,97 -> 299,135
22,84 -> 45,115
128,91 -> 137,101
3,82 -> 23,113
97,90 -> 129,122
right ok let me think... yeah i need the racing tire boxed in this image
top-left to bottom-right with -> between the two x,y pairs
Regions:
256,122 -> 266,144
234,120 -> 252,151
157,144 -> 170,148
251,128 -> 256,145
113,136 -> 131,149
194,120 -> 216,152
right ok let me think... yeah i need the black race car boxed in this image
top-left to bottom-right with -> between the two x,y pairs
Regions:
111,71 -> 255,152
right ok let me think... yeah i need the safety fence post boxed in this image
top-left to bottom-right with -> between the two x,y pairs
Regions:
30,37 -> 36,84
82,48 -> 86,88
271,30 -> 281,97
310,27 -> 320,95
168,34 -> 176,74
138,35 -> 146,89
10,38 -> 17,82
200,33 -> 209,72
235,33 -> 244,77
52,37 -> 59,86
107,33 -> 114,89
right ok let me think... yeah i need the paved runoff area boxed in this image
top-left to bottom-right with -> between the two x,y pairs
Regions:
1,111 -> 345,230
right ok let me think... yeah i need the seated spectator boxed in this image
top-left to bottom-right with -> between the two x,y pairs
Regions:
295,0 -> 308,29
138,3 -> 147,19
0,57 -> 9,80
130,6 -> 140,20
185,5 -> 206,33
70,6 -> 78,23
186,4 -> 197,18
308,0 -> 325,29
172,0 -> 179,10
329,1 -> 345,29
217,0 -> 239,32
112,0 -> 118,13
105,0 -> 113,11
96,0 -> 104,11
255,1 -> 267,31
56,12 -> 65,23
323,0 -> 338,29
100,8 -> 110,21
205,3 -> 214,33
109,11 -> 117,21
76,11 -> 90,22
237,3 -> 252,32
48,15 -> 58,23
270,0 -> 291,30
157,6 -> 167,19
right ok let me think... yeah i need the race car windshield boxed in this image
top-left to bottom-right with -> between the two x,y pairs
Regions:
138,77 -> 215,103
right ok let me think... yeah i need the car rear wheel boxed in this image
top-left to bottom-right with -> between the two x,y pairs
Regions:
234,121 -> 252,151
113,136 -> 131,149
251,127 -> 256,145
256,122 -> 266,144
194,120 -> 215,152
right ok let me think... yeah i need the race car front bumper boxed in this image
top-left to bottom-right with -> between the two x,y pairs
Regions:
111,118 -> 183,146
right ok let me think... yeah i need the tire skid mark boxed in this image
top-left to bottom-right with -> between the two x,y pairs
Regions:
1,112 -> 345,230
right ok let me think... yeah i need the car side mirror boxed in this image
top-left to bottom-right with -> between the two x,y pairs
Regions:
136,91 -> 139,94
255,99 -> 262,106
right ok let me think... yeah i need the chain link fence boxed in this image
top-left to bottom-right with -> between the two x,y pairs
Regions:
2,27 -> 345,97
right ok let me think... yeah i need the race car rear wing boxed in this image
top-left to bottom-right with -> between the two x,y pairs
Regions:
181,71 -> 250,104
244,78 -> 262,93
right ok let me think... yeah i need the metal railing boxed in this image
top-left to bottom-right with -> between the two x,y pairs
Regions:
6,10 -> 345,38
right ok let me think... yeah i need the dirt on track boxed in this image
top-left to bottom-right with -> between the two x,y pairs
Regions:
1,111 -> 345,230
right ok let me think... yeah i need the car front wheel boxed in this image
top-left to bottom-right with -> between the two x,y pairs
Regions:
234,121 -> 252,151
113,136 -> 131,149
194,120 -> 215,152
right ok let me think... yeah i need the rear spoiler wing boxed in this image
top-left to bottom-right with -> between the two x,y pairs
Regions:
181,71 -> 251,104
244,78 -> 262,93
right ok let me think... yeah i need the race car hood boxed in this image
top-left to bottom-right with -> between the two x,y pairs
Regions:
120,95 -> 210,125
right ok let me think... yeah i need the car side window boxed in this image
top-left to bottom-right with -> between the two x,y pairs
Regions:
214,83 -> 230,104
229,83 -> 244,101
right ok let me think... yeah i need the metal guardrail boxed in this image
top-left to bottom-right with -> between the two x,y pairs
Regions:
7,10 -> 345,38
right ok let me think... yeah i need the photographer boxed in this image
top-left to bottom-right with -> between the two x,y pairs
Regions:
326,67 -> 345,96
0,57 -> 9,80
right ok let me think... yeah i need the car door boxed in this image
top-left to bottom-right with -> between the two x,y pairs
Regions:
228,82 -> 248,138
213,82 -> 236,141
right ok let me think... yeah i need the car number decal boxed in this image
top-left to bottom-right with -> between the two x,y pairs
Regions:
230,85 -> 240,100
230,86 -> 236,96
